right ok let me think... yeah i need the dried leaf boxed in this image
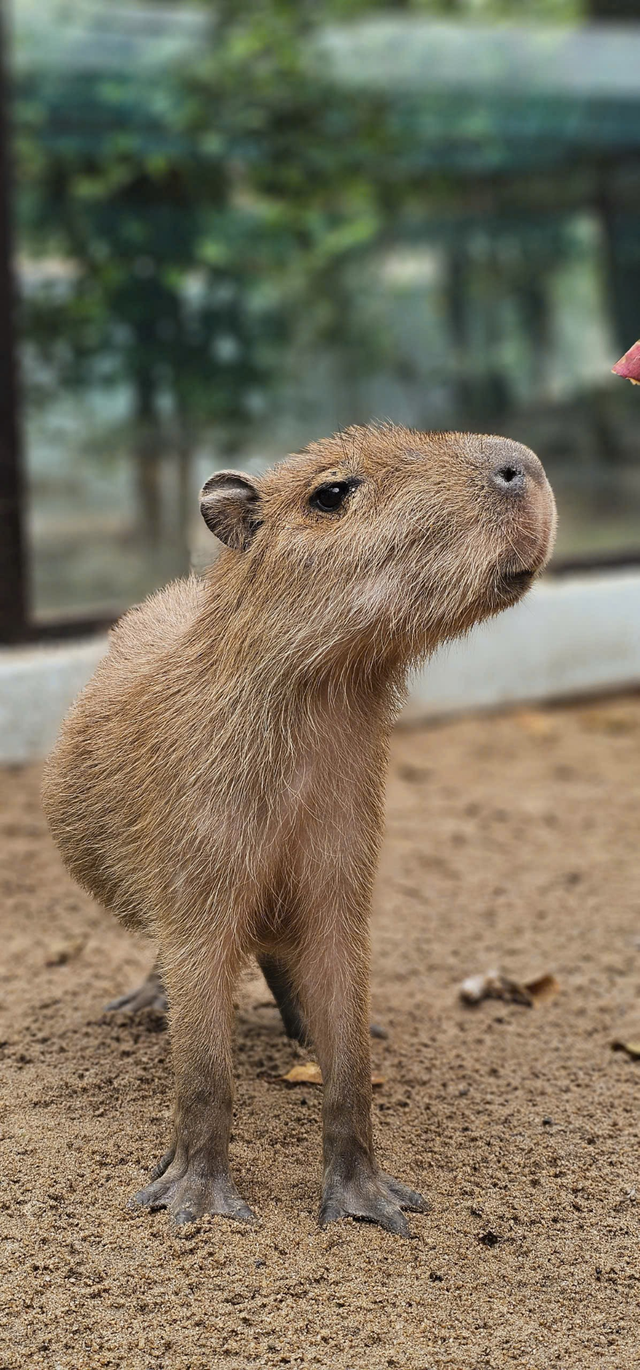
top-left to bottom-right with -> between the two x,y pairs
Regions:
612,339 -> 640,383
45,937 -> 86,967
280,1062 -> 385,1087
460,968 -> 559,1009
525,973 -> 560,1006
612,1040 -> 640,1061
282,1062 -> 323,1085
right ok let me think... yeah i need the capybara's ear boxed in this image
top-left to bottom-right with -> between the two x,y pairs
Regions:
199,471 -> 262,551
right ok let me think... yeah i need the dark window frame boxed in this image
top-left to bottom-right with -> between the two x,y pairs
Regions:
0,5 -> 122,644
0,4 -> 26,644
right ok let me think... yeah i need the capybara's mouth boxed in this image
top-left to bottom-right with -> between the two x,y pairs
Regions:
495,566 -> 536,602
503,568 -> 535,588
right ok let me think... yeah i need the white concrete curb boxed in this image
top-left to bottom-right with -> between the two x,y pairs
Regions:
1,571 -> 639,763
407,570 -> 640,719
0,636 -> 108,765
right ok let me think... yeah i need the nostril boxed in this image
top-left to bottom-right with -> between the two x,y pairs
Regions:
491,463 -> 526,494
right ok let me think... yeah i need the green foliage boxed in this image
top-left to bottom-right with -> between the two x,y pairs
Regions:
16,0 -> 403,456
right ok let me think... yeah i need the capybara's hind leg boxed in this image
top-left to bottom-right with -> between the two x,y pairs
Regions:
258,953 -> 385,1045
105,958 -> 168,1015
132,931 -> 255,1226
258,953 -> 310,1045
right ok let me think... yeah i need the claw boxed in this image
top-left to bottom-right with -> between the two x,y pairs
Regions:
380,1174 -> 429,1213
374,1206 -> 411,1238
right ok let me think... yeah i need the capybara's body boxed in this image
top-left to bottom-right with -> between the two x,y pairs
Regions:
42,423 -> 556,1233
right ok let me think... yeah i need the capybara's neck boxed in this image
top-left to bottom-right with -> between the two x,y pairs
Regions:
185,551 -> 408,717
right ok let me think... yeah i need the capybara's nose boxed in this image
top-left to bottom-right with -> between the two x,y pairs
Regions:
490,460 -> 527,496
486,440 -> 545,497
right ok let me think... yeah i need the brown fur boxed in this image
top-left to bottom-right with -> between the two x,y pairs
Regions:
42,423 -> 556,1234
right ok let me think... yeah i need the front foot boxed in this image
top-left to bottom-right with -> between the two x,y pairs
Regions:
320,1163 -> 427,1238
131,1148 -> 256,1227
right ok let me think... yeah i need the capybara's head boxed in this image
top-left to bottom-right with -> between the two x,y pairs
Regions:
200,424 -> 556,669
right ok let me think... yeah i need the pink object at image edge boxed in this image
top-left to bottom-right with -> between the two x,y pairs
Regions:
612,339 -> 640,382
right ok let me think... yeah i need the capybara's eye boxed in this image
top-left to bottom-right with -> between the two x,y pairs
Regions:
310,481 -> 352,513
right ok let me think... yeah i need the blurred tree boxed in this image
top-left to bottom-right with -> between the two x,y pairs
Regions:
16,0 -> 400,566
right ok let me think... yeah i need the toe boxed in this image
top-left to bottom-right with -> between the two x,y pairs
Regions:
171,1193 -> 256,1227
150,1148 -> 176,1181
173,1205 -> 198,1226
319,1182 -> 413,1237
131,1153 -> 255,1225
104,992 -> 135,1012
130,1168 -> 181,1210
381,1176 -> 429,1213
104,985 -> 168,1015
374,1206 -> 411,1238
131,1183 -> 166,1210
320,1199 -> 411,1237
318,1198 -> 344,1228
232,1201 -> 257,1224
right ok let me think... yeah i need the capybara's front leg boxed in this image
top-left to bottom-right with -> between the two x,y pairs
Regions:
294,915 -> 427,1237
132,938 -> 255,1226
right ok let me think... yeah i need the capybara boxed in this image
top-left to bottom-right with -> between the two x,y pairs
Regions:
42,423 -> 556,1235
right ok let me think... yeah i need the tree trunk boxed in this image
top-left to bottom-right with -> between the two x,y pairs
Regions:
134,371 -> 162,549
445,238 -> 475,423
175,408 -> 194,576
519,274 -> 552,395
587,0 -> 638,18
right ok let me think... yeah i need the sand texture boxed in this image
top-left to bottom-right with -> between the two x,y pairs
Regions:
1,697 -> 639,1369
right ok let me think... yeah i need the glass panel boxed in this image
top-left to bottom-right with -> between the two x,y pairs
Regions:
12,0 -> 640,623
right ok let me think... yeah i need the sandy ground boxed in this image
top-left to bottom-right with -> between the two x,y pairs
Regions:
1,696 -> 639,1370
